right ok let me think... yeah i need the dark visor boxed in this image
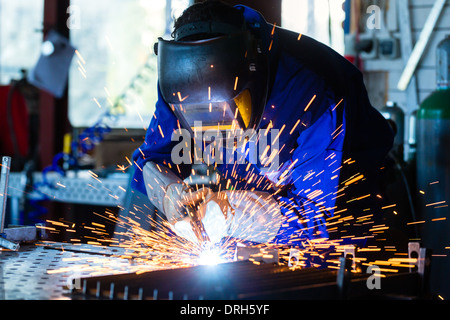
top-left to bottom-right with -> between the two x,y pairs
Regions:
157,31 -> 260,132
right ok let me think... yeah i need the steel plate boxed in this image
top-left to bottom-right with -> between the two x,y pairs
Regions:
0,244 -> 159,300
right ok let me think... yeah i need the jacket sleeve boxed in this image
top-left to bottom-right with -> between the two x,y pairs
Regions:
273,98 -> 346,245
131,87 -> 192,196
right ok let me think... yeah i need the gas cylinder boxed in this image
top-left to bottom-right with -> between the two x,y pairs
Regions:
416,35 -> 450,297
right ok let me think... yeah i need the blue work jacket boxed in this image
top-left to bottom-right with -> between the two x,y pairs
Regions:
131,6 -> 394,247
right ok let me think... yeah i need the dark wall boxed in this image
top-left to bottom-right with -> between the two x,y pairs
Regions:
194,0 -> 282,26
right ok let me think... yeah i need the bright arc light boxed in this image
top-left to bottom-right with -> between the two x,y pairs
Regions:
197,246 -> 226,266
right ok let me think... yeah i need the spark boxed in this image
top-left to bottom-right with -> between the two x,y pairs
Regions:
290,119 -> 301,135
407,220 -> 425,225
75,50 -> 86,65
88,171 -> 102,183
117,164 -> 128,172
77,67 -> 87,79
304,95 -> 317,112
332,98 -> 344,111
88,170 -> 98,178
92,222 -> 105,228
272,124 -> 285,144
133,161 -> 142,172
77,60 -> 87,74
177,92 -> 189,102
344,174 -> 364,186
425,200 -> 446,207
158,125 -> 165,138
331,124 -> 343,137
87,184 -> 99,191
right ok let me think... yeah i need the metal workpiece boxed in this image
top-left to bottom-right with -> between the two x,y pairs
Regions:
0,242 -> 431,300
288,248 -> 303,267
71,260 -> 339,300
70,244 -> 429,300
3,226 -> 40,243
70,258 -> 424,300
235,246 -> 279,264
0,238 -> 19,252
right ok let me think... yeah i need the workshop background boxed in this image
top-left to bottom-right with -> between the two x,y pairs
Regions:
0,0 -> 449,301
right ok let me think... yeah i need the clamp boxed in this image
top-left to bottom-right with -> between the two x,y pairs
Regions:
0,156 -> 20,251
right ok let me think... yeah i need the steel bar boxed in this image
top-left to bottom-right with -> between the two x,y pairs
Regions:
0,156 -> 11,234
0,236 -> 19,251
71,258 -> 422,300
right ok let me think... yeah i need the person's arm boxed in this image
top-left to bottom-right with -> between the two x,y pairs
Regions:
131,87 -> 192,196
179,105 -> 344,246
132,88 -> 215,243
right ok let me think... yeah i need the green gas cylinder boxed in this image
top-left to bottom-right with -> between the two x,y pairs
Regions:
416,35 -> 450,298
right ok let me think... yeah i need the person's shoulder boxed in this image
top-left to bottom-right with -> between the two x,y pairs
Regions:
277,28 -> 354,70
275,28 -> 361,96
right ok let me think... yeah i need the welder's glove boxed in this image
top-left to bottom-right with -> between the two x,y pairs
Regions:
162,184 -> 211,224
166,185 -> 214,243
143,162 -> 283,244
194,190 -> 283,244
143,162 -> 212,242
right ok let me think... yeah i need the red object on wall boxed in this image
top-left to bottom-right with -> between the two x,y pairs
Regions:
0,85 -> 30,158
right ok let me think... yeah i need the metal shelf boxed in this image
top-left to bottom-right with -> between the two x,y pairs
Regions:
7,171 -> 129,207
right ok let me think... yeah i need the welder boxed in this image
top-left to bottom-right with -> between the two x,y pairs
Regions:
131,1 -> 394,248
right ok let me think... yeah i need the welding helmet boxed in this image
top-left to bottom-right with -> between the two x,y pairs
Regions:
156,21 -> 269,139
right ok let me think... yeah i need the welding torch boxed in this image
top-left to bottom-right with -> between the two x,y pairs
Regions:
143,161 -> 213,247
182,201 -> 212,248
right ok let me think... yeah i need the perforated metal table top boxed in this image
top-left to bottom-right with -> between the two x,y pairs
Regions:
0,243 -> 160,300
8,171 -> 129,206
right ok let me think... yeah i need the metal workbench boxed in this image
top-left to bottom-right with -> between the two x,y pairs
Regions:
0,243 -> 159,300
0,241 -> 431,300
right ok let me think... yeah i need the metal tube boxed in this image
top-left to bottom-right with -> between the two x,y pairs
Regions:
397,0 -> 446,91
0,156 -> 11,234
